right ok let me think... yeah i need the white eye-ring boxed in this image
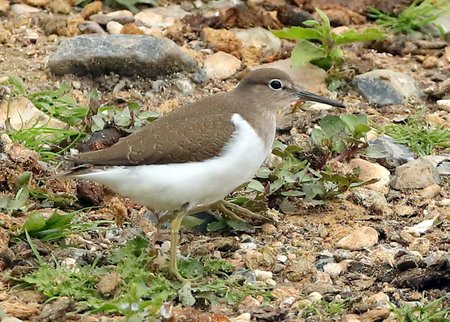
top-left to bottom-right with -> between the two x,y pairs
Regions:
269,79 -> 283,91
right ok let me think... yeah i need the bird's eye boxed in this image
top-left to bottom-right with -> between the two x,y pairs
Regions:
269,79 -> 283,91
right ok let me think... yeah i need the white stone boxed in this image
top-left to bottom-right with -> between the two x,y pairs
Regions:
323,262 -> 343,278
106,21 -> 123,34
61,258 -> 77,271
239,242 -> 257,250
10,3 -> 41,15
106,10 -> 133,18
404,216 -> 438,236
308,291 -> 323,302
231,313 -> 251,322
350,158 -> 390,195
235,27 -> 281,57
266,278 -> 277,286
2,318 -> 24,322
135,10 -> 170,28
277,254 -> 288,263
254,269 -> 273,281
0,97 -> 66,130
437,99 -> 450,107
204,51 -> 241,80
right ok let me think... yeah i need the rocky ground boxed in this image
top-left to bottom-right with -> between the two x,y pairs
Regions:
0,0 -> 449,321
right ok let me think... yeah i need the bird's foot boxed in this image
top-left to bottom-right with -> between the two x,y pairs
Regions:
215,200 -> 271,222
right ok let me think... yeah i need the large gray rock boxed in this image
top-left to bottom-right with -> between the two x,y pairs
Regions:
390,157 -> 441,190
353,69 -> 422,106
367,135 -> 415,169
47,35 -> 198,78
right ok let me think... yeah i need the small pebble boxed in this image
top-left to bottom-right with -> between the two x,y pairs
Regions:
61,258 -> 77,271
323,262 -> 343,278
336,226 -> 379,250
277,254 -> 287,263
254,269 -> 273,281
231,312 -> 251,322
261,223 -> 277,234
239,242 -> 257,250
409,237 -> 431,254
106,21 -> 123,34
404,216 -> 438,236
419,184 -> 441,199
308,291 -> 323,302
266,278 -> 277,286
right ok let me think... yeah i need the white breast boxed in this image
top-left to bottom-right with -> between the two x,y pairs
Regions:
73,113 -> 275,210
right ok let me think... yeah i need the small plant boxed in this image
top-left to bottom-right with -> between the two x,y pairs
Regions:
381,112 -> 450,155
310,114 -> 371,167
273,9 -> 385,70
390,294 -> 449,322
241,114 -> 375,205
0,172 -> 32,215
369,0 -> 450,34
90,103 -> 160,133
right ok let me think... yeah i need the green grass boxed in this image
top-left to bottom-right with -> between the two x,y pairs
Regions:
17,236 -> 272,320
3,76 -> 89,161
302,299 -> 348,319
390,294 -> 449,322
369,0 -> 450,34
382,112 -> 450,155
8,127 -> 85,161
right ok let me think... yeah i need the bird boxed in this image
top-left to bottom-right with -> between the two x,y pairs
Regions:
63,68 -> 345,282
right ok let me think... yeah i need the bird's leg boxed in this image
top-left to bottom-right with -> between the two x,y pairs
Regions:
169,204 -> 192,283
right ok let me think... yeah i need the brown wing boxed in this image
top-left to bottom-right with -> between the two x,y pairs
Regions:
67,93 -> 236,166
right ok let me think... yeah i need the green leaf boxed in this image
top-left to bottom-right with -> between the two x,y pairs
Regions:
319,115 -> 347,137
302,20 -> 320,27
291,40 -> 327,66
302,183 -> 326,201
272,27 -> 322,40
354,124 -> 371,138
206,220 -> 228,232
16,171 -> 32,186
247,179 -> 265,193
23,212 -> 46,232
255,167 -> 271,179
315,8 -> 331,34
340,114 -> 360,132
225,219 -> 253,232
178,283 -> 196,307
311,128 -> 330,146
331,139 -> 347,153
335,28 -> 386,45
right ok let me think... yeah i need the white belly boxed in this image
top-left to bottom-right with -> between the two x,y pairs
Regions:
74,114 -> 275,210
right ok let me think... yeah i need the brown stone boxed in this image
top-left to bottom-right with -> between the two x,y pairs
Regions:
47,0 -> 71,14
80,0 -> 102,19
201,27 -> 242,56
24,0 -> 50,7
121,23 -> 144,35
0,0 -> 10,15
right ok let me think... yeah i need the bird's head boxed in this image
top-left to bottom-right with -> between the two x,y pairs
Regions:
235,68 -> 345,111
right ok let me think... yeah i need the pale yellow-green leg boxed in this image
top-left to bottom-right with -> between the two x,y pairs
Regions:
169,208 -> 188,282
